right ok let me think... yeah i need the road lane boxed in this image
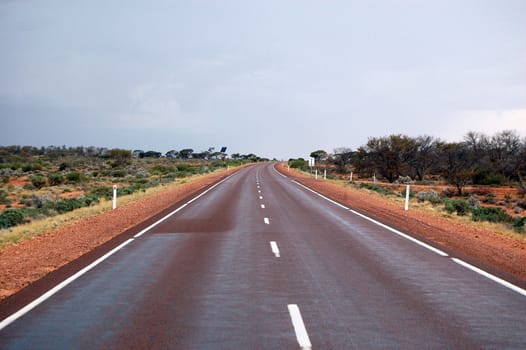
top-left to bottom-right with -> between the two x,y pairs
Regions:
1,163 -> 525,349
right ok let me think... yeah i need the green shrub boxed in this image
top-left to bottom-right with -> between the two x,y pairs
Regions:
471,206 -> 513,223
30,175 -> 47,189
472,171 -> 507,186
48,195 -> 99,214
176,164 -> 190,172
0,209 -> 24,228
111,169 -> 126,178
0,190 -> 10,205
90,186 -> 113,200
289,159 -> 307,170
360,183 -> 392,195
513,217 -> 526,233
47,173 -> 64,186
444,199 -> 471,216
66,171 -> 84,183
151,165 -> 175,175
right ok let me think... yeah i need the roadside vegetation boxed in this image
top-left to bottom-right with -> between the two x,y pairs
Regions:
0,146 -> 267,238
288,130 -> 526,234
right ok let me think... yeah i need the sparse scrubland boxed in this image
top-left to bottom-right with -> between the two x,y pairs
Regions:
0,146 -> 265,248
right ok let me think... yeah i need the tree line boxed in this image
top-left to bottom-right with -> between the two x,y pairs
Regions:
0,145 -> 267,163
306,130 -> 526,195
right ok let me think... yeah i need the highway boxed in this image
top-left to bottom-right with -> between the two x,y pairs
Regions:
1,163 -> 525,349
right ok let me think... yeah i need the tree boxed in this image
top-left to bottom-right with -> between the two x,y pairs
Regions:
489,130 -> 522,180
179,149 -> 194,159
108,148 -> 132,167
364,135 -> 416,182
166,150 -> 179,159
409,135 -> 442,181
333,147 -> 353,174
438,142 -> 475,195
310,150 -> 328,163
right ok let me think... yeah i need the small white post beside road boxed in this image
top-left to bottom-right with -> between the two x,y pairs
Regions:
315,169 -> 318,180
350,172 -> 353,183
404,184 -> 410,211
112,184 -> 117,210
323,169 -> 327,180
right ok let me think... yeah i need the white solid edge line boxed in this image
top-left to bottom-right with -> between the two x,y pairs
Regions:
264,217 -> 270,224
270,241 -> 280,257
293,180 -> 448,257
0,238 -> 134,331
293,180 -> 349,210
134,204 -> 188,238
0,171 -> 240,331
186,172 -> 237,204
288,304 -> 312,349
134,172 -> 236,238
349,209 -> 448,257
452,258 -> 526,297
273,164 -> 288,178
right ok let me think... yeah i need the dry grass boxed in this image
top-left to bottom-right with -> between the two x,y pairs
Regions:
0,170 -> 226,249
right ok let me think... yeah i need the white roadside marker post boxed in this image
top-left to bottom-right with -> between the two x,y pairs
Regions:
404,184 -> 410,211
112,184 -> 117,210
350,172 -> 353,183
315,169 -> 318,180
324,169 -> 327,180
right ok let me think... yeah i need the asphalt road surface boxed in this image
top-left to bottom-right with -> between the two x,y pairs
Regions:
1,163 -> 525,349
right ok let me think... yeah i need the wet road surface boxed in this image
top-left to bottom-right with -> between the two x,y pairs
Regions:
1,163 -> 525,349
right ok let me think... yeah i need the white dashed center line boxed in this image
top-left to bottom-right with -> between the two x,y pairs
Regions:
288,304 -> 312,349
264,217 -> 270,224
261,204 -> 265,209
270,241 -> 280,257
259,196 -> 263,200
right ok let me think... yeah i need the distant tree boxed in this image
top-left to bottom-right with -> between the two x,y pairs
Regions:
332,147 -> 353,174
489,130 -> 522,180
438,142 -> 475,195
231,153 -> 241,160
179,149 -> 194,159
310,150 -> 328,163
142,151 -> 162,158
409,135 -> 442,181
364,135 -> 416,182
165,150 -> 179,159
108,148 -> 132,167
132,150 -> 144,158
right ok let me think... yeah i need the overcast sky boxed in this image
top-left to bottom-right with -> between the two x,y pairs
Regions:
1,1 -> 525,159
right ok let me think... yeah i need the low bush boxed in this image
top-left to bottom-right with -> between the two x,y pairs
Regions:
90,186 -> 113,200
47,173 -> 64,186
288,159 -> 307,170
444,199 -> 471,216
0,190 -> 10,205
360,183 -> 392,195
151,165 -> 175,175
513,217 -> 526,233
471,206 -> 513,223
472,171 -> 507,186
46,195 -> 99,214
30,175 -> 47,189
482,193 -> 497,204
0,209 -> 24,229
111,169 -> 127,178
66,171 -> 84,183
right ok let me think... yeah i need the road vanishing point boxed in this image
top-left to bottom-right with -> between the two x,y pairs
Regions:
1,163 -> 525,349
